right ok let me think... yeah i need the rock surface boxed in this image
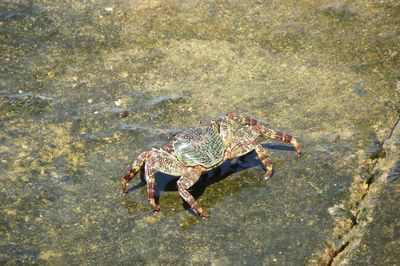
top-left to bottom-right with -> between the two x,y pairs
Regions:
0,0 -> 399,264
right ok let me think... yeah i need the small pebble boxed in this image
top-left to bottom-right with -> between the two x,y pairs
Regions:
118,110 -> 129,118
119,71 -> 129,78
114,99 -> 121,106
332,134 -> 341,144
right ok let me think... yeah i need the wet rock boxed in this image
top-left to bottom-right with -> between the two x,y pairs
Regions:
328,205 -> 357,239
1,0 -> 399,265
148,95 -> 188,107
148,110 -> 165,121
351,83 -> 366,97
361,133 -> 384,159
333,179 -> 400,265
383,116 -> 400,157
285,26 -> 306,41
104,106 -> 130,118
366,141 -> 384,160
145,93 -> 192,122
153,128 -> 183,139
0,1 -> 35,20
386,162 -> 400,182
119,123 -> 149,133
320,4 -> 357,20
328,205 -> 356,224
347,61 -> 378,73
0,10 -> 25,20
0,244 -> 40,265
2,92 -> 53,114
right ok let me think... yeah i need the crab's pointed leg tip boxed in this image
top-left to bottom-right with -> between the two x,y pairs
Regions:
150,203 -> 161,212
264,171 -> 273,180
197,208 -> 209,218
201,212 -> 210,218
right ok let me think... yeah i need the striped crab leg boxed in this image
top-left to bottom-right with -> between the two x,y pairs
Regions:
254,144 -> 274,178
260,127 -> 302,154
177,165 -> 209,218
121,151 -> 149,193
226,112 -> 302,154
144,162 -> 160,211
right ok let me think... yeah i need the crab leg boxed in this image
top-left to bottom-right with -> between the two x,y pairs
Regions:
177,165 -> 209,218
144,163 -> 160,211
137,148 -> 186,211
142,148 -> 185,211
222,121 -> 274,178
121,151 -> 149,193
225,112 -> 302,153
254,144 -> 273,179
260,127 -> 302,154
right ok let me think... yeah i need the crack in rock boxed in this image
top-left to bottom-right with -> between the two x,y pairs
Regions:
308,114 -> 400,266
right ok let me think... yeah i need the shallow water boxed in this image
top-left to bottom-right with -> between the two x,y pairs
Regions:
1,0 -> 399,264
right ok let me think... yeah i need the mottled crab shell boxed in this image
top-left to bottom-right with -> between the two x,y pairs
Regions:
172,126 -> 225,168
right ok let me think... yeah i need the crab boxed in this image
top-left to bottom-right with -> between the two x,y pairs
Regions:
121,112 -> 302,218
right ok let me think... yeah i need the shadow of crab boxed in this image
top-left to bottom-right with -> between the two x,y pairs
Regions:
126,143 -> 298,216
